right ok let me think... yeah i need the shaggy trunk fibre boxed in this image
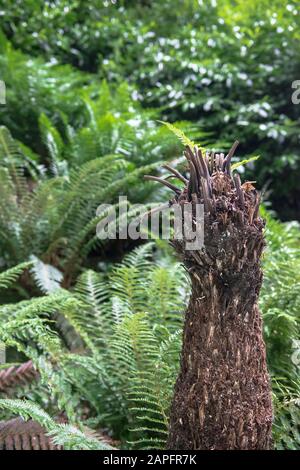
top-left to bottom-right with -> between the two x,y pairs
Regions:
145,142 -> 273,450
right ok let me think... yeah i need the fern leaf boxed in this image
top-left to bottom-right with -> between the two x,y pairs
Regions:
0,416 -> 62,450
231,155 -> 260,171
39,113 -> 65,175
158,121 -> 206,153
158,121 -> 195,148
48,423 -> 115,450
0,400 -> 114,450
0,361 -> 38,394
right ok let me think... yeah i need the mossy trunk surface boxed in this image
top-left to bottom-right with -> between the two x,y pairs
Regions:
145,142 -> 273,450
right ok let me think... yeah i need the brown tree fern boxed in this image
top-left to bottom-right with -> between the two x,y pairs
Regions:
145,141 -> 273,450
0,361 -> 39,395
0,417 -> 62,450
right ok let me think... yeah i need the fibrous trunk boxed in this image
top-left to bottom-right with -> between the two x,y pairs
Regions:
145,142 -> 273,450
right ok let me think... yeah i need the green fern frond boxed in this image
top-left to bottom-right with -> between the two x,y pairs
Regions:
74,270 -> 112,351
0,262 -> 32,289
38,113 -> 65,175
0,399 -> 54,428
30,256 -> 63,293
0,126 -> 28,201
231,155 -> 260,171
0,289 -> 77,323
0,399 -> 114,450
109,244 -> 154,315
127,437 -> 166,450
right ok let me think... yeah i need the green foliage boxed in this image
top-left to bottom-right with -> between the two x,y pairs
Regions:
1,223 -> 299,449
0,262 -> 32,289
158,121 -> 197,150
272,386 -> 300,450
260,209 -> 300,449
160,121 -> 260,171
0,244 -> 187,448
0,34 -> 203,174
30,256 -> 63,294
231,155 -> 260,171
0,0 -> 299,451
0,399 -> 113,450
0,32 -> 87,152
1,0 -> 299,217
37,82 -> 204,175
261,209 -> 300,379
0,126 -> 168,280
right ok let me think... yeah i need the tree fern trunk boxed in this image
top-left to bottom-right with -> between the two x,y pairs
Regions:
167,280 -> 272,450
145,141 -> 273,450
